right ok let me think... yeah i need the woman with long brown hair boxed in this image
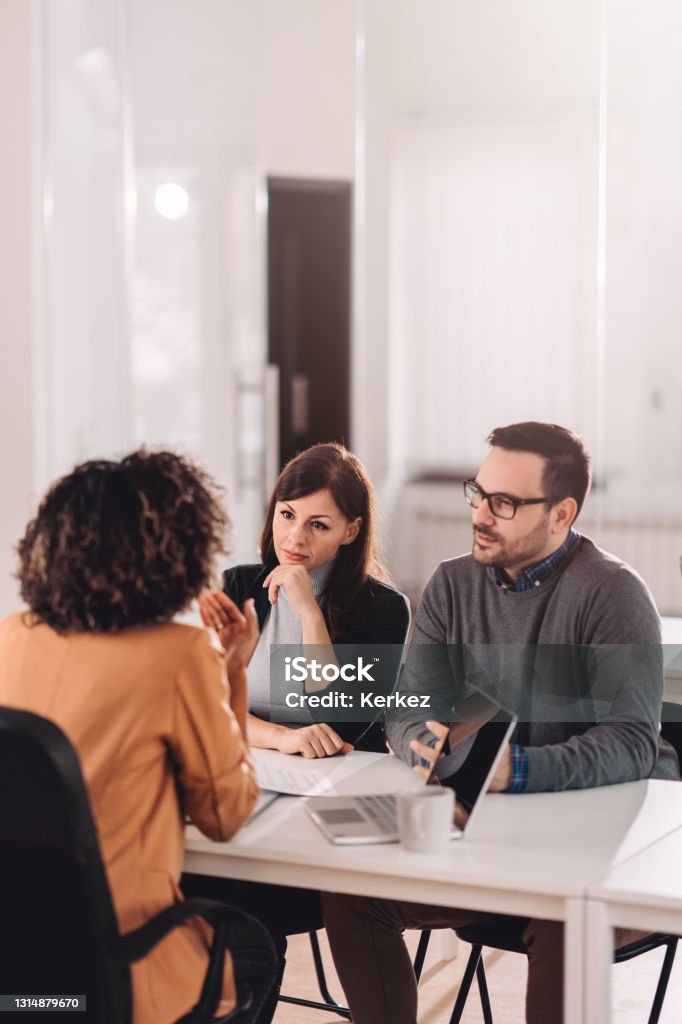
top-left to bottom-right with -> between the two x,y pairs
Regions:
188,442 -> 410,1023
199,441 -> 410,755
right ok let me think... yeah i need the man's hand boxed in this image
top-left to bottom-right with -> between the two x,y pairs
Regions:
487,743 -> 512,792
410,723 -> 513,791
408,720 -> 449,779
198,590 -> 259,669
276,723 -> 354,759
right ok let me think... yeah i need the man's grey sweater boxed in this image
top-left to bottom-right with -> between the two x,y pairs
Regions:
386,535 -> 679,791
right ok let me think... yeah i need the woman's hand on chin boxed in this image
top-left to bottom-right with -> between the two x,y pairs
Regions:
263,563 -> 320,621
276,722 -> 353,758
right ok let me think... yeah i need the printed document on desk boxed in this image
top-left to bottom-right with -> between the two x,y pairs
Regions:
252,748 -> 420,797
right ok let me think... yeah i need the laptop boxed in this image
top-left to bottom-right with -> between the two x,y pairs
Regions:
304,706 -> 517,845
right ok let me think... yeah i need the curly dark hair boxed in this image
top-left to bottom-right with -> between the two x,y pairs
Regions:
18,449 -> 230,634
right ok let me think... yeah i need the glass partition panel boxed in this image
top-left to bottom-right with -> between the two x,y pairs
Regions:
129,0 -> 267,562
42,0 -> 129,481
358,0 -> 603,599
599,0 -> 682,613
359,0 -> 682,615
359,0 -> 601,485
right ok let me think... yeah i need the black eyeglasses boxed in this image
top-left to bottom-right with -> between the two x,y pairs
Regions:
463,480 -> 558,520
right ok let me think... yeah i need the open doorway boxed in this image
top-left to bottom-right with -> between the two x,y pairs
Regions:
267,177 -> 352,470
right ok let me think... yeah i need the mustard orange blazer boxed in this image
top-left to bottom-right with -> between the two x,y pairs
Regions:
0,613 -> 259,1023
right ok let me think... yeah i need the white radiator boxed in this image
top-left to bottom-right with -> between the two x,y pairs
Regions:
590,520 -> 682,617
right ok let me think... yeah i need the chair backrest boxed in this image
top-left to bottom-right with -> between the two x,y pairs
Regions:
661,700 -> 682,765
0,707 -> 131,1022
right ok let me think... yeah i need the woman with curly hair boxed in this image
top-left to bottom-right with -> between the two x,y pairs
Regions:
0,449 -> 269,1024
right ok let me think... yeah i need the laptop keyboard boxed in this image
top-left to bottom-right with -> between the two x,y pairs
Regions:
356,794 -> 398,833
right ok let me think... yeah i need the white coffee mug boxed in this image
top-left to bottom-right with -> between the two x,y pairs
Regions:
396,787 -> 455,853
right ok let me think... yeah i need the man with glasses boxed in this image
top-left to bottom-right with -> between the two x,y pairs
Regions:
323,421 -> 678,1024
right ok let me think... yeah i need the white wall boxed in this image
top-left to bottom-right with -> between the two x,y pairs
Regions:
131,0 -> 355,173
263,0 -> 355,180
358,0 -> 602,485
0,0 -> 37,616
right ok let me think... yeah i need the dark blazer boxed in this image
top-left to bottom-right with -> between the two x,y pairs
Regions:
223,563 -> 411,751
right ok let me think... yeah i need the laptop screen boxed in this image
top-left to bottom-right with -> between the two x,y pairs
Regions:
433,708 -> 517,831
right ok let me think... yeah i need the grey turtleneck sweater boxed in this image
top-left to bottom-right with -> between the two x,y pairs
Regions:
247,560 -> 334,722
386,535 -> 679,791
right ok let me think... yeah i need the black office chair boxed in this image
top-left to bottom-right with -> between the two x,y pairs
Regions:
433,702 -> 682,1024
0,706 -> 277,1023
278,928 -> 433,1019
448,921 -> 677,1024
661,699 -> 682,770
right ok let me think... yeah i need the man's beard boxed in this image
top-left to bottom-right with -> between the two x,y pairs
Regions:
472,516 -> 551,572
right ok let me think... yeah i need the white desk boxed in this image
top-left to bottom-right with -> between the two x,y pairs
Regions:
184,751 -> 682,1023
585,825 -> 682,1024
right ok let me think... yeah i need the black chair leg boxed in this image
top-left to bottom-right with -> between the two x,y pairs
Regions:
280,927 -> 460,1020
475,954 -> 494,1024
647,937 -> 678,1024
449,944 -> 483,1024
414,930 -> 432,982
278,931 -> 351,1019
309,931 -> 342,1007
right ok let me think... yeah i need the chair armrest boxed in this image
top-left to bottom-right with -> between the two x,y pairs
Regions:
111,899 -> 276,1024
112,899 -> 258,964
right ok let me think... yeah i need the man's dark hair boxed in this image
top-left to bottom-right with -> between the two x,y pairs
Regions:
487,421 -> 592,517
18,449 -> 230,634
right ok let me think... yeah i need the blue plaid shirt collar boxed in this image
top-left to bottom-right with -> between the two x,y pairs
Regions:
491,528 -> 579,592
